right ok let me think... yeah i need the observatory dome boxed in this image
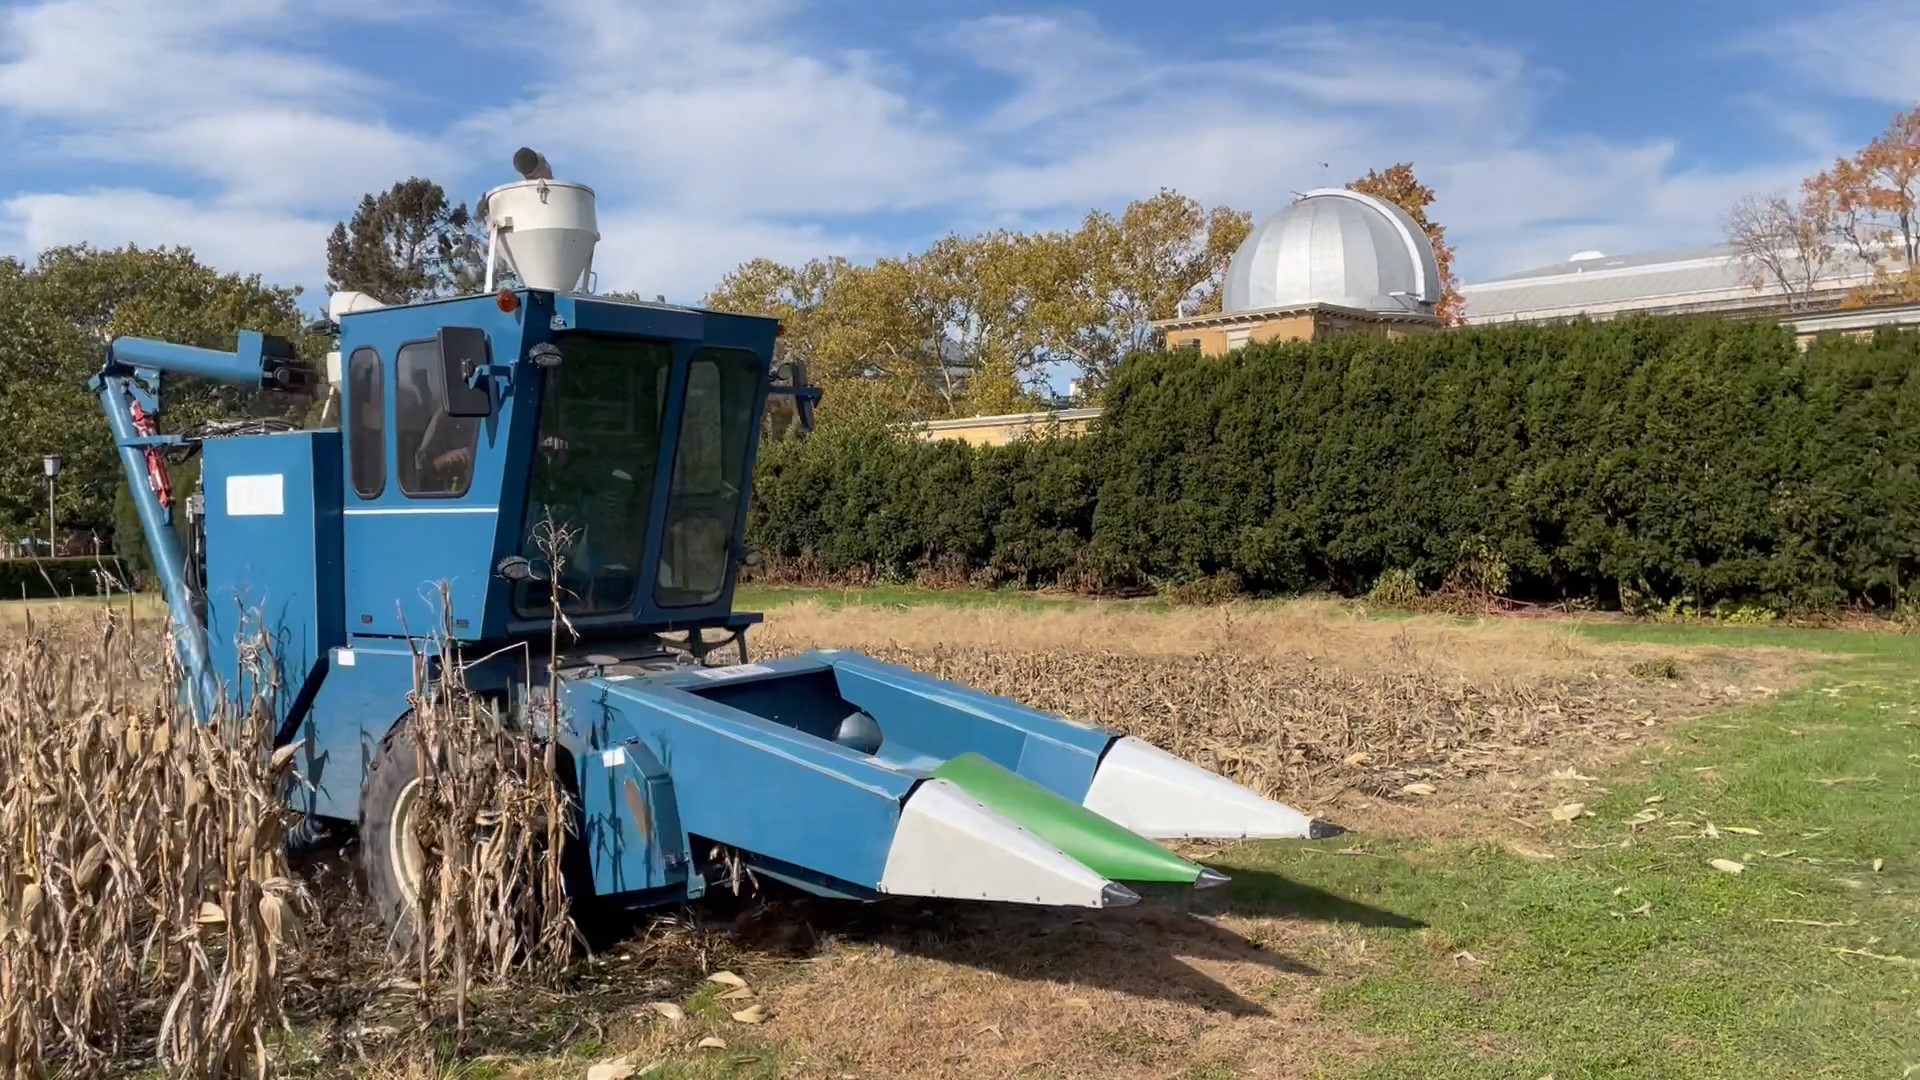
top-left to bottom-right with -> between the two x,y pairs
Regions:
1221,189 -> 1440,315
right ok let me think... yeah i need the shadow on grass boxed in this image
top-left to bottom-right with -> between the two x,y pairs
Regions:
722,890 -> 1320,1018
1196,864 -> 1427,929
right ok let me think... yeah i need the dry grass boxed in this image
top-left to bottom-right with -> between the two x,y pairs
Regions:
381,590 -> 581,1037
0,594 -> 1827,1078
0,593 -> 582,1077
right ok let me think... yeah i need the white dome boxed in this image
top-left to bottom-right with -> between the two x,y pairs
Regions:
1222,188 -> 1440,315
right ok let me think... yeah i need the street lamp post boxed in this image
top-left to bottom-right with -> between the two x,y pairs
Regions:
42,454 -> 61,555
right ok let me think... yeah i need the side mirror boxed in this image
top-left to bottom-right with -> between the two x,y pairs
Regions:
438,326 -> 494,417
740,548 -> 764,568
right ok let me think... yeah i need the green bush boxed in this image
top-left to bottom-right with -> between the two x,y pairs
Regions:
746,315 -> 1920,611
0,556 -> 130,600
1086,316 -> 1920,610
746,419 -> 1096,588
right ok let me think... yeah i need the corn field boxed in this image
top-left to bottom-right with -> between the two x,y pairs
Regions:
0,611 -> 312,1079
0,601 -> 578,1079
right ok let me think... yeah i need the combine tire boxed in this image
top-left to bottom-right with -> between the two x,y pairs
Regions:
357,713 -> 593,953
358,720 -> 429,951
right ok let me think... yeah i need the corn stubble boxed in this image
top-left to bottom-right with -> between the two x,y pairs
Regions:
0,611 -> 313,1079
753,621 -> 1711,804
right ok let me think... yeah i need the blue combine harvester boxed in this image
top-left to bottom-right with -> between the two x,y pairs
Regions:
96,149 -> 1341,938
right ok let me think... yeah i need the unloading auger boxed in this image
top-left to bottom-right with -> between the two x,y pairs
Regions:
95,148 -> 1343,934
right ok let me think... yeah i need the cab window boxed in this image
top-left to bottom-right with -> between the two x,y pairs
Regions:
394,339 -> 481,498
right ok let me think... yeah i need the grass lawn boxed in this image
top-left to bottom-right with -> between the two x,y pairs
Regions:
1230,622 -> 1919,1078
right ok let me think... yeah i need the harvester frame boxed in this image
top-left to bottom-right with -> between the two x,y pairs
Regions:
94,149 -> 1340,939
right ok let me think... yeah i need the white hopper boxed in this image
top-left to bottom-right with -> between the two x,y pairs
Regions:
482,150 -> 599,293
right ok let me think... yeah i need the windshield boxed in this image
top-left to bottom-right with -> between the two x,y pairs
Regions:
655,346 -> 762,608
514,335 -> 672,618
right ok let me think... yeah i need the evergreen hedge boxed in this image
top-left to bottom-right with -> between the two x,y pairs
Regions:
745,316 -> 1920,611
0,556 -> 130,600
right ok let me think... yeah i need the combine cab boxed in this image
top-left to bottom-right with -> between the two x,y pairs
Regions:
94,150 -> 1341,933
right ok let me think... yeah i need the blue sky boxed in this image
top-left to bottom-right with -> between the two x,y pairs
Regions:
0,0 -> 1911,312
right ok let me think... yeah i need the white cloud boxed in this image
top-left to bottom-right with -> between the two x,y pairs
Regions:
1728,0 -> 1920,106
0,0 -> 1877,299
591,211 -> 884,305
925,14 -> 1785,277
0,0 -> 384,119
0,0 -> 441,222
1,189 -> 328,283
452,0 -> 968,219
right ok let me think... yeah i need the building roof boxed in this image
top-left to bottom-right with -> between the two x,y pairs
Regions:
1459,243 -> 1885,324
1222,189 -> 1441,316
1153,299 -> 1439,332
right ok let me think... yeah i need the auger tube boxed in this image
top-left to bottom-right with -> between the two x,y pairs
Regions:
90,329 -> 318,721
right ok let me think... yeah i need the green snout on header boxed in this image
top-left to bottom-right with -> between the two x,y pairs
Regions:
931,752 -> 1211,885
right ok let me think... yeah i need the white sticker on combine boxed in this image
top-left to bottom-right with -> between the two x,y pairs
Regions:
689,663 -> 775,681
600,747 -> 628,768
226,473 -> 285,517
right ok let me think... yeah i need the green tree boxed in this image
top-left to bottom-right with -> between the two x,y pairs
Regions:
0,244 -> 313,553
1057,190 -> 1252,399
703,187 -> 1252,415
705,254 -> 954,421
326,177 -> 490,302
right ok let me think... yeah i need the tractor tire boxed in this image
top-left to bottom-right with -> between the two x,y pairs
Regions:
357,711 -> 595,955
357,719 -> 429,952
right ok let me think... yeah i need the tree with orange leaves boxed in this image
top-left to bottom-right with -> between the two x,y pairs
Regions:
1791,105 -> 1920,307
1346,163 -> 1465,325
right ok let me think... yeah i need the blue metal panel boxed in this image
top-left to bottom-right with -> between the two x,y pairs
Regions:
298,641 -> 422,820
825,653 -> 1117,801
564,667 -> 917,894
336,294 -> 534,640
104,330 -> 286,386
200,431 -> 344,733
552,294 -> 705,340
577,737 -> 692,897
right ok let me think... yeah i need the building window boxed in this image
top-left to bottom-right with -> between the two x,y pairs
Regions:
1224,327 -> 1252,349
394,339 -> 482,498
347,347 -> 384,499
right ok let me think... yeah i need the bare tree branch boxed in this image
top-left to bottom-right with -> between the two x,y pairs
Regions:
1725,192 -> 1838,310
